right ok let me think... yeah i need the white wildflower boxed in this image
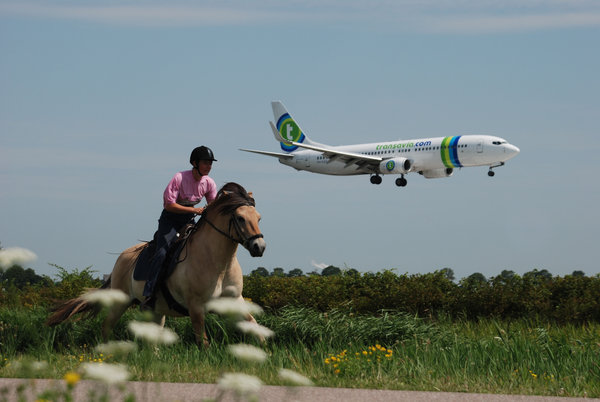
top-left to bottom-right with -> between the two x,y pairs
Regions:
12,360 -> 48,373
128,321 -> 179,345
206,297 -> 263,318
81,362 -> 130,384
228,343 -> 267,363
81,289 -> 129,307
0,247 -> 37,269
278,368 -> 314,386
217,372 -> 263,396
95,341 -> 138,356
236,321 -> 275,339
30,361 -> 48,372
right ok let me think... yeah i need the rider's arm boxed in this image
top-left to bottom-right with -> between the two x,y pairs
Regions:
165,202 -> 204,215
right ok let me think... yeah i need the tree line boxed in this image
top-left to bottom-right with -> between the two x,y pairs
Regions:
1,261 -> 598,323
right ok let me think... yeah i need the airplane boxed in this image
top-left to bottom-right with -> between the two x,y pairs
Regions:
240,101 -> 520,187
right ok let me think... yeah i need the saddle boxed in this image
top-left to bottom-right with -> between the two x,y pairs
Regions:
133,224 -> 196,315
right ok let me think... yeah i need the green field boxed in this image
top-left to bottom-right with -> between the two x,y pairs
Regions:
1,305 -> 598,398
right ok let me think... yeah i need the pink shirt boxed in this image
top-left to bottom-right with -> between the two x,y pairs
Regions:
163,170 -> 217,208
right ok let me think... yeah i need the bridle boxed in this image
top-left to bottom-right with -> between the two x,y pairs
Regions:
200,207 -> 264,249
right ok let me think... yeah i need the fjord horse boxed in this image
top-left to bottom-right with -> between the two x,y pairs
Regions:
46,182 -> 265,348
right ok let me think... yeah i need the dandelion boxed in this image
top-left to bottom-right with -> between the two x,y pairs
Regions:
228,343 -> 268,363
81,289 -> 129,307
128,321 -> 179,345
205,297 -> 263,318
64,371 -> 81,387
95,341 -> 138,357
217,372 -> 263,397
236,321 -> 275,339
279,368 -> 313,386
81,362 -> 130,384
0,247 -> 37,270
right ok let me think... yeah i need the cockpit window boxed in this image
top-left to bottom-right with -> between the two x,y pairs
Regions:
492,140 -> 507,145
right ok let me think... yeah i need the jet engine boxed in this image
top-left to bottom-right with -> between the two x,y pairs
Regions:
420,167 -> 454,178
379,157 -> 413,174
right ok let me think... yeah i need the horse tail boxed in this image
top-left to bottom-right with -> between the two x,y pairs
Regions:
45,274 -> 112,326
45,295 -> 100,326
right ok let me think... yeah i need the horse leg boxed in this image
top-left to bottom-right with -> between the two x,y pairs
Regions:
102,301 -> 131,341
151,313 -> 166,328
189,304 -> 209,349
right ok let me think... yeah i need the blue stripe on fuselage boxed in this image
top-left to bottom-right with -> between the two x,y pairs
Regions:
450,136 -> 462,168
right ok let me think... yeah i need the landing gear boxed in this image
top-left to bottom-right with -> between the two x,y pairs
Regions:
488,162 -> 504,177
395,176 -> 407,187
370,174 -> 382,185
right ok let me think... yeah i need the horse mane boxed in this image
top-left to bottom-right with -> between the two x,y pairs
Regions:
205,182 -> 255,217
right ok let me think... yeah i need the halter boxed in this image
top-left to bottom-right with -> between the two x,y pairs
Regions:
200,208 -> 264,249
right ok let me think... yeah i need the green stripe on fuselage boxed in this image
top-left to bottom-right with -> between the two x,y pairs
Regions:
441,137 -> 453,168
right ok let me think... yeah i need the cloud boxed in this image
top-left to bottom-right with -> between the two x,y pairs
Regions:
421,12 -> 600,34
1,1 -> 600,32
311,260 -> 328,271
0,2 -> 290,26
0,247 -> 37,269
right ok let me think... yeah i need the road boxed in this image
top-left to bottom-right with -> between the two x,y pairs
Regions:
1,378 -> 597,401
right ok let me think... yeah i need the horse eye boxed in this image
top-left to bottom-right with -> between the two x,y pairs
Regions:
236,216 -> 245,225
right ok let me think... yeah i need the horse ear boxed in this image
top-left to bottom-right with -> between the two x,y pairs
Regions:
248,191 -> 253,198
221,190 -> 230,196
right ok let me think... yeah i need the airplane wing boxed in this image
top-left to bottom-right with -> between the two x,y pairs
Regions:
239,148 -> 294,159
269,121 -> 382,170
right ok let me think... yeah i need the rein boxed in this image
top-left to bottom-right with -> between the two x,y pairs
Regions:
200,208 -> 264,249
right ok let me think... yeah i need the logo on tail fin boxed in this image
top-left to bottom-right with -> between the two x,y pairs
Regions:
276,113 -> 305,152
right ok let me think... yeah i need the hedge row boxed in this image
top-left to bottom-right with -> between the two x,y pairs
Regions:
243,270 -> 600,323
2,269 -> 599,323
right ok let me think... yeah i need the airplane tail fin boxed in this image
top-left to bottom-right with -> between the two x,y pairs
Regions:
271,101 -> 318,153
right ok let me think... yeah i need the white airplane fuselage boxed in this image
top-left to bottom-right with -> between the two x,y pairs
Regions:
279,135 -> 519,176
240,101 -> 519,187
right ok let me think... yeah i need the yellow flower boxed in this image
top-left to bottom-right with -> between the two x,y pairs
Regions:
64,371 -> 81,386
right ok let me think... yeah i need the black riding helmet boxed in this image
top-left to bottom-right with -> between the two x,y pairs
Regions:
190,146 -> 217,164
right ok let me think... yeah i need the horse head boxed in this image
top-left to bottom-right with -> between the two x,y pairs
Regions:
202,182 -> 266,257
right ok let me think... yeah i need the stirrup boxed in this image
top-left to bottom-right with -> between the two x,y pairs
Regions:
140,295 -> 156,311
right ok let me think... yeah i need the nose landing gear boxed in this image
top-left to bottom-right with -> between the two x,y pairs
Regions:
488,161 -> 505,177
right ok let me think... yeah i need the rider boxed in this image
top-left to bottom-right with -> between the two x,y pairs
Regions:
142,146 -> 218,307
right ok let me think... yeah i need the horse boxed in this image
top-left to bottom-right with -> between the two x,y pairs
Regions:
46,182 -> 266,348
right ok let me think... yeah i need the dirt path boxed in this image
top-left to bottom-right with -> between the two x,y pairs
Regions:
1,378 -> 596,402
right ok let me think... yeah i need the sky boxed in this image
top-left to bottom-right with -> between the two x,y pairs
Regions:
1,1 -> 599,281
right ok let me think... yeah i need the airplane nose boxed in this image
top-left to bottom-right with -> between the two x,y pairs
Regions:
505,144 -> 520,158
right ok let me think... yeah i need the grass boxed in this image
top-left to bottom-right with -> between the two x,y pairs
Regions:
1,306 -> 599,398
